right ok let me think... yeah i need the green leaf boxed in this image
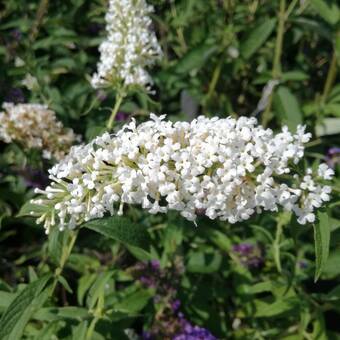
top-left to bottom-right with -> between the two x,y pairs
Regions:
255,297 -> 300,317
324,103 -> 340,116
58,276 -> 73,294
0,291 -> 17,313
163,224 -> 183,254
48,227 -> 68,265
325,285 -> 340,301
113,289 -> 153,314
281,71 -> 309,82
86,271 -> 113,309
0,274 -> 51,340
335,31 -> 340,62
314,211 -> 331,282
125,244 -> 154,261
248,281 -> 272,295
68,253 -> 101,273
33,321 -> 62,340
310,0 -> 340,26
82,216 -> 152,256
273,86 -> 303,131
323,249 -> 340,278
312,313 -> 328,340
187,250 -> 222,273
240,18 -> 276,59
77,273 -> 97,306
292,17 -> 333,41
33,307 -> 89,322
72,321 -> 88,340
206,229 -> 232,252
174,44 -> 217,74
16,199 -> 47,218
315,118 -> 340,136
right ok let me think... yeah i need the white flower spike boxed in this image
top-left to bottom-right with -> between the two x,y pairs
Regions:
91,0 -> 162,90
0,102 -> 80,161
31,115 -> 333,234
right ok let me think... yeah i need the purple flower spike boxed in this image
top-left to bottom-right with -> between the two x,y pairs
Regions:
173,318 -> 217,340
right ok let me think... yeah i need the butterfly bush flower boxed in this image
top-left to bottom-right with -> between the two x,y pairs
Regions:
0,103 -> 79,161
326,147 -> 340,168
232,243 -> 263,268
91,0 -> 162,91
30,114 -> 333,233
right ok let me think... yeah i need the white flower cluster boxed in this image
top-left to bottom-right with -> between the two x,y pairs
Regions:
0,103 -> 79,161
31,114 -> 333,233
91,0 -> 162,90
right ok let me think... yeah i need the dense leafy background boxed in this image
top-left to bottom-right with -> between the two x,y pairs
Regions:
0,0 -> 340,339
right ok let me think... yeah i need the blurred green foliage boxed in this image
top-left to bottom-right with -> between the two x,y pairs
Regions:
0,0 -> 340,339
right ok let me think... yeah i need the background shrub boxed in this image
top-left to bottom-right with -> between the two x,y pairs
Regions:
0,0 -> 339,339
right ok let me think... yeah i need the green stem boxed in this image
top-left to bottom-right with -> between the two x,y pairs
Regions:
305,138 -> 322,148
86,293 -> 104,340
273,222 -> 283,273
29,0 -> 49,41
106,92 -> 124,130
262,0 -> 286,127
170,3 -> 187,54
321,51 -> 337,104
284,0 -> 298,20
86,316 -> 100,340
50,230 -> 78,295
205,58 -> 223,105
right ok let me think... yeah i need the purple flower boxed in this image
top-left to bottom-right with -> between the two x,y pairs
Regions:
142,331 -> 152,340
174,318 -> 217,340
232,242 -> 263,268
171,299 -> 181,312
328,147 -> 340,155
17,167 -> 49,189
232,243 -> 253,254
88,23 -> 104,35
326,147 -> 340,168
115,111 -> 130,122
298,260 -> 308,269
150,259 -> 160,271
10,29 -> 22,41
139,276 -> 156,288
5,88 -> 25,104
96,90 -> 107,102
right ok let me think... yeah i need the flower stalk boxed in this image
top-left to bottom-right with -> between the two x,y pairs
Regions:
107,91 -> 125,130
262,0 -> 286,127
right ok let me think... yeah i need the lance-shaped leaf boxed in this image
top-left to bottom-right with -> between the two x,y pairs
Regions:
314,211 -> 331,282
81,216 -> 152,259
0,274 -> 51,340
240,18 -> 276,59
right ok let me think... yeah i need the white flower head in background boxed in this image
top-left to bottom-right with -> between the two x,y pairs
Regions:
0,102 -> 80,161
30,114 -> 333,234
91,0 -> 162,91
